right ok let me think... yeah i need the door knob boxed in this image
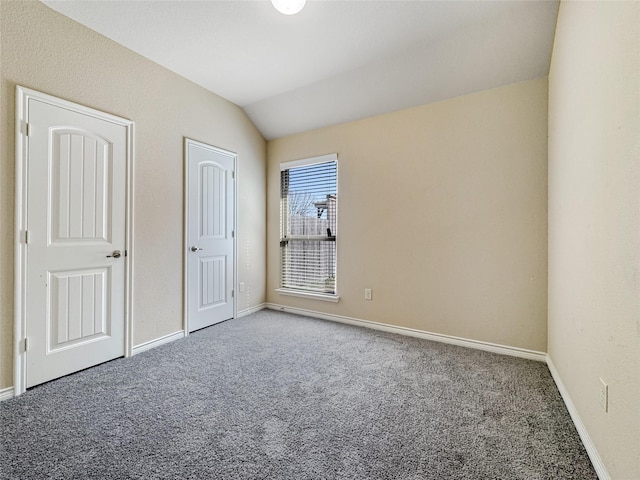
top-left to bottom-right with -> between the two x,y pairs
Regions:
107,250 -> 122,258
190,246 -> 203,252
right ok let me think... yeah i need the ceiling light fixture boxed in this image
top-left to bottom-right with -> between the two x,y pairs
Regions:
271,0 -> 306,15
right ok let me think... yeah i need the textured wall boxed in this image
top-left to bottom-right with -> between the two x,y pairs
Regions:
548,1 -> 640,478
267,78 -> 548,352
0,0 -> 267,390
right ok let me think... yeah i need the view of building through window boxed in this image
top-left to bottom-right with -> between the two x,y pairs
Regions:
280,159 -> 337,294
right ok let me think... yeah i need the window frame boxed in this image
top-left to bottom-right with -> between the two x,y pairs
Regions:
277,153 -> 339,302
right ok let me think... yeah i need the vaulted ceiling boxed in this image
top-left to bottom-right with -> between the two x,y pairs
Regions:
43,0 -> 559,140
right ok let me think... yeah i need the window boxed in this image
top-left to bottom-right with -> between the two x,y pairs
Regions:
280,154 -> 337,298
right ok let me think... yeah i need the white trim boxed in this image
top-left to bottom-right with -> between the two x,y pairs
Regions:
546,356 -> 610,480
131,330 -> 185,356
14,87 -> 29,396
183,138 -> 238,336
280,153 -> 337,171
233,154 -> 239,322
0,387 -> 15,402
14,86 -> 134,397
236,303 -> 266,318
125,121 -> 135,358
265,303 -> 546,362
275,289 -> 340,303
183,140 -> 187,334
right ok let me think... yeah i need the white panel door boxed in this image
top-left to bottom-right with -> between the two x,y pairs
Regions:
186,139 -> 235,332
24,97 -> 129,388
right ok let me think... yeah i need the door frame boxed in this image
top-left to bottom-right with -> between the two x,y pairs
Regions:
14,86 -> 135,396
183,138 -> 237,335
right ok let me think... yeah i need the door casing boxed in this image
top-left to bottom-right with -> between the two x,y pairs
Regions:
183,138 -> 237,334
14,86 -> 135,396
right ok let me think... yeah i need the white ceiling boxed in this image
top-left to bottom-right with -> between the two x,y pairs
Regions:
42,0 -> 559,140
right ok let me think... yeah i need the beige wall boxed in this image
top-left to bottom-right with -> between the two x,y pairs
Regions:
267,78 -> 548,352
548,1 -> 640,478
0,1 -> 267,390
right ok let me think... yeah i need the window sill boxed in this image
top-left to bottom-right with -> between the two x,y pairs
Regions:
275,288 -> 340,303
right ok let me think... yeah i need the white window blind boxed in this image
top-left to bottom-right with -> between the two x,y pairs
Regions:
280,154 -> 337,295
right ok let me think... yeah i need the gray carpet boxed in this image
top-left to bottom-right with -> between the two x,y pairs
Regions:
1,310 -> 596,479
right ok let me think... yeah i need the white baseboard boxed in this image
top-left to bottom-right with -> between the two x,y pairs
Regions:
236,303 -> 266,318
546,356 -> 610,480
0,386 -> 14,401
57,305 -> 268,360
131,330 -> 185,356
265,303 -> 547,362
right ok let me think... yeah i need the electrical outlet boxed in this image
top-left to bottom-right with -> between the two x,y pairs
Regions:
599,378 -> 608,412
239,282 -> 245,293
364,288 -> 372,300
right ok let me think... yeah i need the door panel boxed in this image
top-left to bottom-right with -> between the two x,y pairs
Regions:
51,128 -> 110,243
48,268 -> 109,352
200,256 -> 226,308
200,163 -> 226,239
186,139 -> 235,332
25,97 -> 128,388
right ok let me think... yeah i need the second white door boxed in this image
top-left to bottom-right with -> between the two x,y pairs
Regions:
185,139 -> 235,332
